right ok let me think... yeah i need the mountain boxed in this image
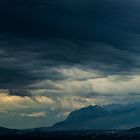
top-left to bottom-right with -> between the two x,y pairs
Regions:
1,104 -> 140,131
52,105 -> 140,130
0,127 -> 19,135
66,105 -> 109,121
127,127 -> 140,133
52,105 -> 109,130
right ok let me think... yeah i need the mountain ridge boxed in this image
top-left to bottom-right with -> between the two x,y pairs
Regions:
51,104 -> 140,130
1,104 -> 140,131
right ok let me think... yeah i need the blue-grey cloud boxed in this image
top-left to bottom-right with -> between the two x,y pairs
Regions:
0,0 -> 139,94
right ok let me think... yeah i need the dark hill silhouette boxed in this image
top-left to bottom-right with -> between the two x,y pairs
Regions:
127,127 -> 140,133
52,105 -> 140,130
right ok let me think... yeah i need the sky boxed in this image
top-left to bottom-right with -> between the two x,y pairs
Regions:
0,0 -> 140,129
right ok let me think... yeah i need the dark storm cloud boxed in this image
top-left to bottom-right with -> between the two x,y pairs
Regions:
0,0 -> 135,39
0,0 -> 140,90
0,67 -> 37,88
8,89 -> 32,97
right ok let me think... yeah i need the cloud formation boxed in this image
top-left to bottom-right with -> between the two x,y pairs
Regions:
0,0 -> 140,105
21,112 -> 46,118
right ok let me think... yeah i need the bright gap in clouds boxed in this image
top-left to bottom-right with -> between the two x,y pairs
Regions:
1,66 -> 140,112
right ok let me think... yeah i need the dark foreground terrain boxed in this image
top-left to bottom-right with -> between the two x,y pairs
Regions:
1,130 -> 140,140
